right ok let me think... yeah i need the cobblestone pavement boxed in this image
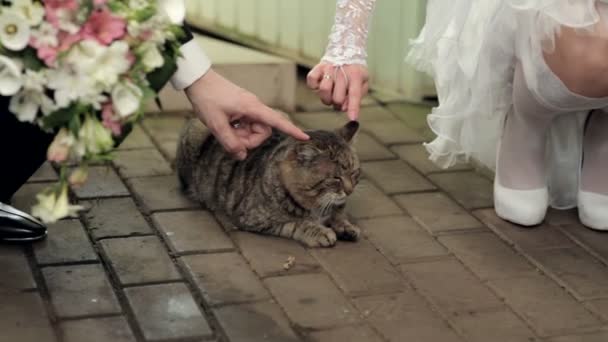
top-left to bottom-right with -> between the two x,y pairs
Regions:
5,82 -> 608,342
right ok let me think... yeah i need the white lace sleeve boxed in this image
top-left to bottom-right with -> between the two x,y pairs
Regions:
321,0 -> 377,66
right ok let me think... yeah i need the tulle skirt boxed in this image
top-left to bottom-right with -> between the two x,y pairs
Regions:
407,0 -> 608,209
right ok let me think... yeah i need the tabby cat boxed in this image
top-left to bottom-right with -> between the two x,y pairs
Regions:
176,119 -> 361,247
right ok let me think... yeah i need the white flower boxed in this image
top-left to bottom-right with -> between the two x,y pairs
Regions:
9,70 -> 55,122
77,115 -> 114,156
112,81 -> 143,118
31,22 -> 59,47
23,69 -> 46,92
92,41 -> 131,88
11,0 -> 45,26
0,12 -> 30,50
128,15 -> 173,44
0,56 -> 23,96
158,0 -> 185,24
139,41 -> 164,71
32,185 -> 83,224
47,67 -> 97,108
65,40 -> 131,90
9,89 -> 54,122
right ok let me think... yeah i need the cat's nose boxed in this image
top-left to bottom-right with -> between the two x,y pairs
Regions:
343,179 -> 354,195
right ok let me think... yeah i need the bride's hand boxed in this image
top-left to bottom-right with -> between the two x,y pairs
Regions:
307,63 -> 369,121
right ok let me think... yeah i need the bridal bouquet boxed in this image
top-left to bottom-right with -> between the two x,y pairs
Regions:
0,0 -> 186,223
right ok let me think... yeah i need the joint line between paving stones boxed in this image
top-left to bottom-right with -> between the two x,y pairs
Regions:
23,244 -> 63,342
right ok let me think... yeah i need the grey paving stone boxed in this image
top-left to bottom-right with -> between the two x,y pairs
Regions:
0,292 -> 57,342
347,180 -> 403,219
265,273 -> 360,328
29,162 -> 58,182
214,302 -> 301,342
401,259 -> 502,315
354,292 -> 464,342
61,317 -> 136,342
43,264 -> 121,318
451,309 -> 538,342
474,209 -> 575,250
439,232 -> 537,280
232,231 -> 319,277
362,160 -> 435,194
527,246 -> 608,300
558,223 -> 608,264
128,175 -> 198,213
550,332 -> 608,342
116,125 -> 155,150
125,283 -> 213,341
311,239 -> 403,296
181,253 -> 270,305
101,236 -> 181,286
11,182 -> 52,213
428,172 -> 494,209
391,144 -> 471,174
34,220 -> 98,265
359,216 -> 449,264
113,149 -> 173,178
309,326 -> 384,342
0,246 -> 36,293
395,192 -> 483,233
71,166 -> 130,199
83,197 -> 152,239
142,116 -> 187,143
153,210 -> 234,253
353,132 -> 396,161
488,275 -> 602,336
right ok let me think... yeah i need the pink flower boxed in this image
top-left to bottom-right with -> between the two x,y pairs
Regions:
81,9 -> 126,45
101,103 -> 122,136
31,32 -> 82,66
93,0 -> 107,6
44,0 -> 78,28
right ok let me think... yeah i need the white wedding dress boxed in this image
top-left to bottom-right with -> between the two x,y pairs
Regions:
323,0 -> 608,209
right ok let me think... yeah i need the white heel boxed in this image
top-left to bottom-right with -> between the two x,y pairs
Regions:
494,114 -> 549,227
494,180 -> 549,226
578,191 -> 608,230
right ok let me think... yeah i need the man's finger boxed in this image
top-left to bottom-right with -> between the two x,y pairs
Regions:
245,123 -> 272,148
247,104 -> 309,141
208,116 -> 248,160
347,79 -> 363,121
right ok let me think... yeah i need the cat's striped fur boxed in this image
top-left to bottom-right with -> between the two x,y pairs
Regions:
176,119 -> 361,247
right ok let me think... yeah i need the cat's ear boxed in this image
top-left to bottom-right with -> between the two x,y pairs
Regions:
337,121 -> 360,143
295,144 -> 322,164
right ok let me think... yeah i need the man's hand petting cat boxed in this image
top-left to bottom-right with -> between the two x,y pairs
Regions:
307,63 -> 369,121
186,69 -> 310,160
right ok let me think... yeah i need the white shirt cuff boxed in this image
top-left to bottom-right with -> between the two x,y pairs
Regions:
170,39 -> 212,90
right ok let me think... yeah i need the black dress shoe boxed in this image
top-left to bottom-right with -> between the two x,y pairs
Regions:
0,202 -> 47,243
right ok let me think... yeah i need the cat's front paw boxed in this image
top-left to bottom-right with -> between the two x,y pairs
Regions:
300,227 -> 337,248
332,220 -> 361,242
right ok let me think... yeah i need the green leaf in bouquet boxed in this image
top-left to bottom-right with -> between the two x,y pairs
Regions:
132,6 -> 157,22
21,48 -> 44,71
146,53 -> 177,92
42,103 -> 91,130
107,0 -> 129,13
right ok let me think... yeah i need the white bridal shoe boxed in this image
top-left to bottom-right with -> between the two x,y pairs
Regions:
494,121 -> 549,226
578,191 -> 608,230
494,179 -> 549,226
